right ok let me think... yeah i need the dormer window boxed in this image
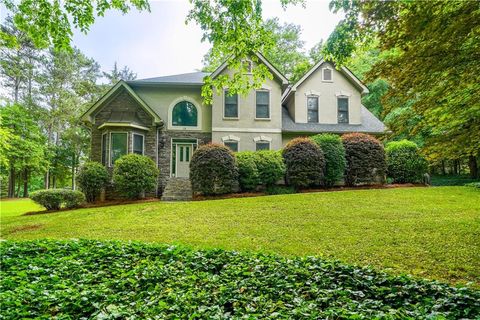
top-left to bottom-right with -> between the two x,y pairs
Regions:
322,68 -> 332,82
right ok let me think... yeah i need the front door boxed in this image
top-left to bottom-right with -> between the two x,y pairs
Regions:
175,144 -> 192,178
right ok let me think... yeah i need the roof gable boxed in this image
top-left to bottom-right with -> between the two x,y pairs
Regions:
81,81 -> 162,125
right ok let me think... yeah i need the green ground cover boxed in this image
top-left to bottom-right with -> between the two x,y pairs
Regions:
1,240 -> 478,319
1,187 -> 479,285
0,198 -> 43,217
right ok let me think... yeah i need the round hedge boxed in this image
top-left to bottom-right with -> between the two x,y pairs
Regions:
30,189 -> 85,211
190,143 -> 238,195
235,152 -> 260,192
342,133 -> 386,186
282,137 -> 325,189
310,134 -> 346,187
76,161 -> 109,202
253,150 -> 285,186
113,154 -> 159,199
385,140 -> 428,183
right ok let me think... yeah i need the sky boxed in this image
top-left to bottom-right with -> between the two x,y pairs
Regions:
71,0 -> 344,80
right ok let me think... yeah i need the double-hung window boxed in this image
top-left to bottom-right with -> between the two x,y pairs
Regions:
337,97 -> 349,124
307,96 -> 319,123
256,90 -> 270,119
224,90 -> 238,118
133,133 -> 144,155
110,132 -> 128,166
323,68 -> 332,81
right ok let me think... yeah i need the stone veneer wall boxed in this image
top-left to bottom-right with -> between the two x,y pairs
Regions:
157,130 -> 211,195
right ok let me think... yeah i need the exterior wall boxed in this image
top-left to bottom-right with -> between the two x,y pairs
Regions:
157,130 -> 211,193
211,64 -> 284,151
212,131 -> 283,151
132,85 -> 211,132
292,62 -> 362,125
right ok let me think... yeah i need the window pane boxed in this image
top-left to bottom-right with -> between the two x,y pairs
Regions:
172,101 -> 198,126
111,133 -> 127,165
224,141 -> 238,152
225,90 -> 238,118
180,146 -> 184,162
308,110 -> 318,123
338,111 -> 348,123
256,142 -> 270,151
256,91 -> 269,104
256,91 -> 270,118
186,147 -> 190,162
133,134 -> 144,155
101,134 -> 107,165
307,96 -> 318,123
323,68 -> 332,81
337,97 -> 349,123
338,97 -> 348,111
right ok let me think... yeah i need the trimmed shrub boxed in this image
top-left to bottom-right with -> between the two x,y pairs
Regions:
113,154 -> 159,199
190,143 -> 238,195
265,185 -> 296,195
253,150 -> 285,186
30,189 -> 86,211
235,152 -> 260,192
76,161 -> 109,202
311,134 -> 346,187
282,137 -> 325,189
385,140 -> 428,183
342,133 -> 387,186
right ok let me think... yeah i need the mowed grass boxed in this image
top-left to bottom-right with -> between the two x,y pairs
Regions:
0,198 -> 43,217
1,187 -> 479,285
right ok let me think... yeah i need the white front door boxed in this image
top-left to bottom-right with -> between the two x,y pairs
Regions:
175,144 -> 192,178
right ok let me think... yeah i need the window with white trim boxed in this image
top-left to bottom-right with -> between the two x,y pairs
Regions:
110,132 -> 128,166
337,97 -> 349,124
322,68 -> 332,81
307,96 -> 319,123
224,141 -> 238,152
255,90 -> 270,119
256,141 -> 270,151
224,90 -> 238,118
133,133 -> 144,155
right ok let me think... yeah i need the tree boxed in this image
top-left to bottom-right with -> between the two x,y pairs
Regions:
325,0 -> 480,176
1,0 -> 150,50
103,62 -> 137,84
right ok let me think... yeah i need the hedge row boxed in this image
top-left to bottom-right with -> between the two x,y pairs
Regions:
1,240 -> 478,318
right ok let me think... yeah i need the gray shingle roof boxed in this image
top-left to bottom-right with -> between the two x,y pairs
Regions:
282,106 -> 386,134
128,72 -> 210,85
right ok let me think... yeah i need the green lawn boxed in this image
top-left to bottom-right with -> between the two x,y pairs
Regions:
0,198 -> 43,217
1,186 -> 479,285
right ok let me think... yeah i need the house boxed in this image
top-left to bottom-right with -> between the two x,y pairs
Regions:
81,52 -> 385,197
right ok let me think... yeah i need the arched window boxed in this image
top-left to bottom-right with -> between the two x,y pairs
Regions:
172,101 -> 198,127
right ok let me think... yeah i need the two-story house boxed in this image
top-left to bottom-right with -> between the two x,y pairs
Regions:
81,52 -> 385,197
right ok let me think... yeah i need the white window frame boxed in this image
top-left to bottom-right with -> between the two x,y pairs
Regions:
132,132 -> 145,156
109,131 -> 128,167
337,95 -> 350,124
322,67 -> 333,82
253,135 -> 272,151
167,96 -> 202,131
254,89 -> 271,120
101,132 -> 109,166
306,95 -> 319,123
255,141 -> 271,151
223,89 -> 239,120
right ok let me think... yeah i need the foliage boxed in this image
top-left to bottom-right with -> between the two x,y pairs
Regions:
325,0 -> 480,165
112,154 -> 159,199
282,137 -> 324,188
252,150 -> 285,186
29,189 -> 85,210
2,187 -> 479,285
235,152 -> 260,192
464,182 -> 480,189
1,0 -> 150,50
385,140 -> 428,184
76,161 -> 109,202
342,133 -> 386,186
190,143 -> 238,195
103,62 -> 137,84
310,134 -> 346,187
265,185 -> 296,195
1,239 -> 479,318
430,175 -> 480,187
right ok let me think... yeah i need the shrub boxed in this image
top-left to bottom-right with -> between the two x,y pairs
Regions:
113,154 -> 159,199
282,137 -> 325,188
311,134 -> 346,187
342,133 -> 387,186
30,189 -> 86,211
235,152 -> 260,192
265,185 -> 296,195
76,161 -> 109,202
253,150 -> 285,186
190,143 -> 238,195
464,182 -> 480,189
385,140 -> 428,183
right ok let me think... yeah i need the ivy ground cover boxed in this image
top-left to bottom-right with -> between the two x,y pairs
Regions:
1,240 -> 479,319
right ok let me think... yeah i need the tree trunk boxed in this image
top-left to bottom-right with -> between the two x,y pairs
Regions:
469,155 -> 478,179
16,173 -> 21,197
8,165 -> 15,198
44,171 -> 50,189
71,152 -> 76,190
23,168 -> 29,198
441,160 -> 446,175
